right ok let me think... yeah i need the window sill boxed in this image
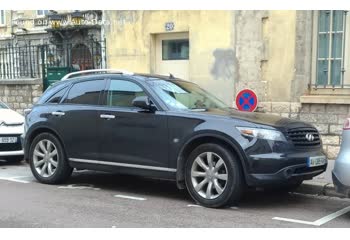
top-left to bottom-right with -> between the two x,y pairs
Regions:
300,95 -> 350,104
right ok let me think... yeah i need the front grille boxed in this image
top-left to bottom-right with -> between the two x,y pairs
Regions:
287,128 -> 321,148
0,135 -> 22,152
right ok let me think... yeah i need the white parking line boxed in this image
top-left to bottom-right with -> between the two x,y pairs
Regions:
187,204 -> 203,208
273,206 -> 350,226
0,176 -> 30,184
58,184 -> 101,190
114,194 -> 146,201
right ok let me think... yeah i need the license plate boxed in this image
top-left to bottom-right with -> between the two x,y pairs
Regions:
0,137 -> 17,144
307,156 -> 327,167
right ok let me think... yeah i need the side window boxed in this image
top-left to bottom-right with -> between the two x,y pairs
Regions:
107,80 -> 146,108
64,80 -> 105,105
46,87 -> 68,104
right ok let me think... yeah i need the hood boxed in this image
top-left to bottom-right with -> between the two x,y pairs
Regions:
0,109 -> 24,125
195,108 -> 314,130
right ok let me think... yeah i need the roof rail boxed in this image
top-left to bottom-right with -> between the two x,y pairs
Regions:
61,69 -> 134,80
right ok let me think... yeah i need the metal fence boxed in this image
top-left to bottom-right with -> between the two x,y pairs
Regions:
0,39 -> 106,80
0,44 -> 42,79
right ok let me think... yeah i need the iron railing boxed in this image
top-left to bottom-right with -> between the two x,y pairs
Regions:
0,39 -> 106,80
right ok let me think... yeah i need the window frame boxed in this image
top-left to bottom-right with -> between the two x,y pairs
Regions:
0,10 -> 6,26
36,10 -> 49,17
311,10 -> 350,90
45,86 -> 69,104
103,78 -> 161,111
62,79 -> 107,106
161,39 -> 190,61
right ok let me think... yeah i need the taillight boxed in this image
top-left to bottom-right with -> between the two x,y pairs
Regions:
343,118 -> 350,130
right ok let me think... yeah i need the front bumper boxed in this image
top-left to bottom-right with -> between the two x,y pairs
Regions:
244,151 -> 328,187
0,150 -> 24,157
332,171 -> 350,197
0,134 -> 24,157
247,163 -> 327,186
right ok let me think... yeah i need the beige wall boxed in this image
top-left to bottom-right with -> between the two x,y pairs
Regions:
104,10 -> 236,105
264,11 -> 297,102
104,10 -> 300,106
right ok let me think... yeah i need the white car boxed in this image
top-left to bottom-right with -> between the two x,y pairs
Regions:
0,101 -> 24,163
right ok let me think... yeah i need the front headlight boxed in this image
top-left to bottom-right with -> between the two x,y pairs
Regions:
236,127 -> 286,141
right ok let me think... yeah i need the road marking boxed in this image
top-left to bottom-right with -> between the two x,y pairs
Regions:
0,176 -> 30,184
58,184 -> 101,190
114,194 -> 146,201
187,204 -> 203,208
273,205 -> 350,226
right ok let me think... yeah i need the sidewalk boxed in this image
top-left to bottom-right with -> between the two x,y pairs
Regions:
295,160 -> 346,198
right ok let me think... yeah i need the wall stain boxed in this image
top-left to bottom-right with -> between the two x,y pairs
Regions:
210,49 -> 237,81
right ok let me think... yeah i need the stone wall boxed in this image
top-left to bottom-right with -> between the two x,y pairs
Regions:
0,79 -> 43,114
258,101 -> 346,159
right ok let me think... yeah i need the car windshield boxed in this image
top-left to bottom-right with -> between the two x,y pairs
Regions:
0,102 -> 8,109
149,79 -> 229,111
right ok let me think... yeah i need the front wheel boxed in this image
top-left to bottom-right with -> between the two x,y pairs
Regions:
185,143 -> 244,208
29,133 -> 72,184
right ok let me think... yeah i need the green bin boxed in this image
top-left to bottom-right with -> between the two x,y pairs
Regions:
44,67 -> 72,90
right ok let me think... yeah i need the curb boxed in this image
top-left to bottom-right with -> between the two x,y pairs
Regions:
295,181 -> 346,199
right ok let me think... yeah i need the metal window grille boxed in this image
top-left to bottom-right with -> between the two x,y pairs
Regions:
316,10 -> 348,88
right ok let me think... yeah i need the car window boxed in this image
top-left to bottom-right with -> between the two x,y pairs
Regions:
149,80 -> 228,111
0,102 -> 8,109
64,80 -> 105,105
106,80 -> 146,108
46,87 -> 68,104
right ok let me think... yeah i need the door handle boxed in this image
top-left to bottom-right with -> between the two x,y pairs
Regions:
51,111 -> 65,116
100,114 -> 115,120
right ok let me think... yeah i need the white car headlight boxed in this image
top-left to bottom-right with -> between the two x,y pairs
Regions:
236,127 -> 286,141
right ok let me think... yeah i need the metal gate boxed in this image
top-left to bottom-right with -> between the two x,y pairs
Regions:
0,39 -> 106,90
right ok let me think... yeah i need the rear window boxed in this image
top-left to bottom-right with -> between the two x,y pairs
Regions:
46,87 -> 68,104
63,80 -> 105,105
37,82 -> 70,105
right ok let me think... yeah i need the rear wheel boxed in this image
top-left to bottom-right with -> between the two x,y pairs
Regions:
185,143 -> 244,208
29,133 -> 72,184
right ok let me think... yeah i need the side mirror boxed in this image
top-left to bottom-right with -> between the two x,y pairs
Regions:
132,96 -> 152,110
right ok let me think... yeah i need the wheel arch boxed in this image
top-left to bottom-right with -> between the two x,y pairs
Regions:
24,126 -> 66,162
176,132 -> 248,189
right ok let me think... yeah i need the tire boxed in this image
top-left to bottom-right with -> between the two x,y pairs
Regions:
29,132 -> 72,184
185,143 -> 244,208
5,156 -> 24,163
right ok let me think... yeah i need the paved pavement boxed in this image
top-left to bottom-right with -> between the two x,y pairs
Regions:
0,160 -> 349,228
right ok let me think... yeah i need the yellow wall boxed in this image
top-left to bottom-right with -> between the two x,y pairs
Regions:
264,11 -> 296,102
105,10 -> 235,105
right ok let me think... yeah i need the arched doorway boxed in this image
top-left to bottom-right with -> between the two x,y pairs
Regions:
71,43 -> 92,71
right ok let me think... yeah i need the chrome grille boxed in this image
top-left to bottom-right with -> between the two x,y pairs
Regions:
287,128 -> 321,147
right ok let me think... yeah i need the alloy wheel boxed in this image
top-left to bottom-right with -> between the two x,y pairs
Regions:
33,139 -> 59,178
191,152 -> 228,200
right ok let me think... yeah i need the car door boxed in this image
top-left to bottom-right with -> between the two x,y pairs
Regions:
97,78 -> 169,170
49,79 -> 106,161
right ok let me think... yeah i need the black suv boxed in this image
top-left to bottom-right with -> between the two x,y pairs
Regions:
23,70 -> 327,208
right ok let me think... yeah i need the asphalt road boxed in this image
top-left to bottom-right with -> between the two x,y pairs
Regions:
0,160 -> 349,228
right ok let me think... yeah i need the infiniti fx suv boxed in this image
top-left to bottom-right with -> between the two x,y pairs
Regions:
23,70 -> 327,208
